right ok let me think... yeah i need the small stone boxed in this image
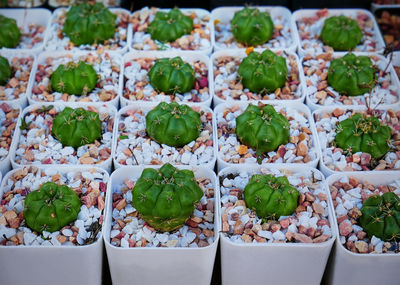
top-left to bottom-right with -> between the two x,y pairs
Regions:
296,142 -> 308,157
116,199 -> 127,211
166,239 -> 178,247
360,153 -> 371,166
233,220 -> 244,235
294,233 -> 313,243
339,220 -> 353,236
312,203 -> 325,215
236,145 -> 248,155
80,156 -> 94,164
313,234 -> 330,243
332,108 -> 344,117
355,241 -> 369,253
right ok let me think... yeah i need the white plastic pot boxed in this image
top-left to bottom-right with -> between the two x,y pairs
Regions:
104,165 -> 219,285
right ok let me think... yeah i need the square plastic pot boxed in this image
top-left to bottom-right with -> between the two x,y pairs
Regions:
323,171 -> 400,285
104,165 -> 219,285
218,164 -> 336,285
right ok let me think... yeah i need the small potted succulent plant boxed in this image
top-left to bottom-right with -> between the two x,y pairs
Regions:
211,6 -> 296,51
104,163 -> 218,285
131,7 -> 211,53
212,48 -> 305,104
114,101 -> 216,168
0,165 -> 109,285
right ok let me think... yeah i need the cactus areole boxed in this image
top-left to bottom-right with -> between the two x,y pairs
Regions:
148,56 -> 195,95
230,7 -> 274,46
235,104 -> 290,160
63,2 -> 117,46
24,182 -> 81,233
360,192 -> 400,241
328,53 -> 376,96
238,50 -> 288,94
244,174 -> 299,219
51,107 -> 102,148
320,15 -> 362,51
146,102 -> 202,147
132,163 -> 203,232
147,8 -> 193,43
0,14 -> 21,48
50,61 -> 98,96
0,55 -> 11,85
335,113 -> 391,160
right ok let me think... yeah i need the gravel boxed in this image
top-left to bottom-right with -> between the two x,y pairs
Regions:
0,103 -> 20,162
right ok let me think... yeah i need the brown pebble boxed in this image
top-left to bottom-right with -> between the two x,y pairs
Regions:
296,142 -> 308,157
339,221 -> 353,236
355,241 -> 369,253
115,199 -> 127,211
233,220 -> 244,235
312,203 -> 325,215
294,233 -> 313,243
313,234 -> 330,243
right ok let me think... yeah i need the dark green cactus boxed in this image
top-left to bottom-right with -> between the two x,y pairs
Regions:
244,174 -> 299,219
328,53 -> 376,96
0,14 -> 21,48
148,57 -> 195,95
360,192 -> 400,241
0,55 -> 11,85
24,182 -> 81,233
238,50 -> 288,94
145,102 -> 202,147
63,2 -> 117,46
51,107 -> 102,148
320,15 -> 363,51
235,104 -> 290,158
230,7 -> 274,46
147,8 -> 193,43
50,61 -> 98,96
335,113 -> 392,160
132,163 -> 203,232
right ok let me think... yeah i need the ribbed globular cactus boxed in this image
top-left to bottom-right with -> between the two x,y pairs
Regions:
51,107 -> 102,148
147,8 -> 193,43
24,182 -> 81,233
50,61 -> 98,95
328,53 -> 376,96
0,14 -> 21,48
132,163 -> 203,232
236,104 -> 290,158
148,57 -> 195,94
320,15 -> 363,51
63,2 -> 117,46
0,55 -> 11,85
335,113 -> 392,160
244,174 -> 299,219
230,7 -> 274,46
238,50 -> 288,94
360,192 -> 400,241
146,102 -> 202,147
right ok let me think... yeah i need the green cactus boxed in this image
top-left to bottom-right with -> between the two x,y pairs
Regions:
335,113 -> 392,160
238,50 -> 288,94
147,8 -> 193,43
148,56 -> 195,95
24,182 -> 81,233
230,7 -> 274,46
146,102 -> 202,147
244,174 -> 299,219
328,53 -> 376,96
320,15 -> 363,51
51,107 -> 102,148
235,104 -> 290,159
0,55 -> 11,85
360,192 -> 400,241
132,163 -> 203,232
50,61 -> 98,96
63,2 -> 117,46
0,14 -> 21,48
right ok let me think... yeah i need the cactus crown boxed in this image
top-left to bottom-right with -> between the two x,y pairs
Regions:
0,55 -> 11,85
328,53 -> 376,97
235,104 -> 290,160
63,2 -> 117,46
320,15 -> 363,51
132,163 -> 203,232
148,56 -> 195,95
238,50 -> 288,94
335,113 -> 392,160
230,7 -> 274,46
24,182 -> 81,233
146,102 -> 202,147
147,8 -> 193,43
0,15 -> 21,48
51,107 -> 102,149
50,61 -> 98,96
360,192 -> 400,241
244,174 -> 299,219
